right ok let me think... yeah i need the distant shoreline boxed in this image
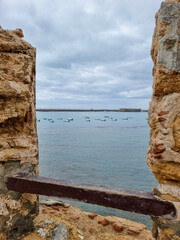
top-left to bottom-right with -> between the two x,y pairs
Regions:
36,109 -> 148,112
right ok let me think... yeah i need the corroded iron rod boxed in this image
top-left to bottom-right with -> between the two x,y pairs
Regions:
6,174 -> 176,217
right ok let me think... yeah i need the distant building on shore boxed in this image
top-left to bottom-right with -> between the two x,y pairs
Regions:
119,108 -> 142,112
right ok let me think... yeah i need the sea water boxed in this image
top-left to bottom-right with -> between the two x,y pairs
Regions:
36,111 -> 158,229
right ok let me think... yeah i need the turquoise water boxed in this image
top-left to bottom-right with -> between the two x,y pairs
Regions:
36,111 -> 158,228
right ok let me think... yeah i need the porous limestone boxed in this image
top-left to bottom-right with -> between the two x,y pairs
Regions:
20,203 -> 154,240
0,27 -> 39,239
148,1 -> 180,239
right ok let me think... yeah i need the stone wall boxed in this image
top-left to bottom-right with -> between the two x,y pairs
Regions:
148,0 -> 180,239
0,27 -> 39,239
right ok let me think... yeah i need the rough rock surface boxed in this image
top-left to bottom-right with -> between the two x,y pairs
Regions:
0,201 -> 153,240
148,0 -> 180,239
0,27 -> 38,239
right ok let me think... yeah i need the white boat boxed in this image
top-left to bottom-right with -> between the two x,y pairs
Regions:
67,118 -> 73,121
64,119 -> 70,122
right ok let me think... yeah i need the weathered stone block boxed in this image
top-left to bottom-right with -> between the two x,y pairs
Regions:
151,2 -> 180,97
148,1 -> 180,239
0,27 -> 39,239
173,114 -> 180,151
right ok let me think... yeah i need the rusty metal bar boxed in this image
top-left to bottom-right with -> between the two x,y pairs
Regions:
6,174 -> 176,217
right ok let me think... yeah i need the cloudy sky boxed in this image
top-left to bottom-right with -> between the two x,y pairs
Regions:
1,0 -> 163,109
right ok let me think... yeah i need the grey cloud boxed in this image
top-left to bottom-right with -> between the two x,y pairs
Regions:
1,0 -> 162,109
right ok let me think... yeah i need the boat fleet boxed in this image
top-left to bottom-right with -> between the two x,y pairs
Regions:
36,115 -> 134,123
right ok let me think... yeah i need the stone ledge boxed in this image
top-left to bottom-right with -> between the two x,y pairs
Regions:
0,202 -> 154,240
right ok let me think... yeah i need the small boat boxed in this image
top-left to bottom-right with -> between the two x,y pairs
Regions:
100,119 -> 106,121
37,119 -> 40,122
122,118 -> 128,120
57,117 -> 63,120
86,119 -> 90,122
43,118 -> 47,120
67,118 -> 73,121
104,116 -> 109,118
111,118 -> 117,121
64,119 -> 70,122
95,118 -> 100,120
